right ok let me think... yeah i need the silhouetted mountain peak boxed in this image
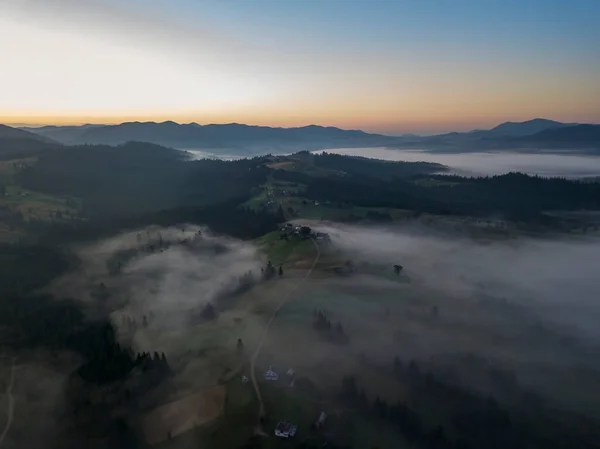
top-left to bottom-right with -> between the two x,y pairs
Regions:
0,124 -> 56,143
19,121 -> 398,153
490,118 -> 572,137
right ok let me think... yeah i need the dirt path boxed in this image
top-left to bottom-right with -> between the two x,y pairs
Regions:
0,357 -> 17,448
250,238 -> 320,432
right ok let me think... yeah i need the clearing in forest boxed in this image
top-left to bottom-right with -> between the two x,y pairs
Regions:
141,385 -> 226,446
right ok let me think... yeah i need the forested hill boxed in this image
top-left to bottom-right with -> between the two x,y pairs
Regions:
270,152 -> 600,220
9,146 -> 600,242
18,142 -> 271,220
0,124 -> 60,159
301,171 -> 600,218
21,121 -> 400,152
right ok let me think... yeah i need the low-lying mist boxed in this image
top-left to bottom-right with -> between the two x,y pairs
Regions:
313,222 -> 600,341
49,225 -> 265,343
44,221 -> 600,415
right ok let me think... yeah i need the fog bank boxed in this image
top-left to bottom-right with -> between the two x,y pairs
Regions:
314,222 -> 600,340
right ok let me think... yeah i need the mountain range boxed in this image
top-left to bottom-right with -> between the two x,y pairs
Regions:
6,118 -> 600,157
0,124 -> 58,159
19,122 -> 397,153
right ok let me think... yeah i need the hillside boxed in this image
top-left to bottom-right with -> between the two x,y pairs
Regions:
0,125 -> 59,159
23,122 -> 400,153
19,124 -> 104,144
0,124 -> 56,143
524,124 -> 600,145
394,119 -> 599,152
19,119 -> 600,155
489,118 -> 573,137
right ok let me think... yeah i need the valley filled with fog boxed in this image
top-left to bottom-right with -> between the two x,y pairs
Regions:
315,147 -> 600,178
181,146 -> 600,179
2,0 -> 599,446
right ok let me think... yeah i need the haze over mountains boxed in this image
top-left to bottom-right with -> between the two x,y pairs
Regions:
19,122 -> 396,153
8,118 -> 600,156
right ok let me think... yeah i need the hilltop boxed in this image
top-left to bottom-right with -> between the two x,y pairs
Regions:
17,118 -> 600,156
20,122 -> 399,154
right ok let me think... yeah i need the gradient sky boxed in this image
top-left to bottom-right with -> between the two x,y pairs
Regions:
1,0 -> 599,134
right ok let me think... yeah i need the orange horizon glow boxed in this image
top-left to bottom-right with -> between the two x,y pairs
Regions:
2,111 -> 599,136
1,1 -> 599,135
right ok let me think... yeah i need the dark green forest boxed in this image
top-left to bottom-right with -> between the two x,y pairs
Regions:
302,171 -> 600,218
1,142 -> 600,449
19,142 -> 271,219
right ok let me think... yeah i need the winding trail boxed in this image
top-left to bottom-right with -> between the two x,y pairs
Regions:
0,357 -> 17,448
250,238 -> 320,432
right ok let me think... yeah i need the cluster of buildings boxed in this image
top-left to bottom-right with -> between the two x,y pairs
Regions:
273,411 -> 327,439
263,366 -> 296,386
279,222 -> 331,242
255,365 -> 328,439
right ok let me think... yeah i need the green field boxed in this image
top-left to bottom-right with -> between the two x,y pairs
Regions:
2,185 -> 80,220
255,231 -> 317,267
0,157 -> 81,242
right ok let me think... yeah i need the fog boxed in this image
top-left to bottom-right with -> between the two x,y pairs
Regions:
318,147 -> 600,178
312,222 -> 600,342
177,145 -> 600,178
39,221 -> 600,418
49,225 -> 265,346
182,149 -> 246,161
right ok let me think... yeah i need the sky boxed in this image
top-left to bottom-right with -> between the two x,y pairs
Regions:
1,0 -> 599,134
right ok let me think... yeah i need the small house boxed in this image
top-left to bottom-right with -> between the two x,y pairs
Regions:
264,366 -> 279,381
274,421 -> 297,438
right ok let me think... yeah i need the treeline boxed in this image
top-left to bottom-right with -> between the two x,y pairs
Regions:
19,143 -> 271,219
313,152 -> 445,178
0,289 -> 168,384
304,172 -> 600,218
312,309 -> 348,344
0,243 -> 71,296
42,196 -> 285,243
0,242 -> 167,385
339,357 -> 600,449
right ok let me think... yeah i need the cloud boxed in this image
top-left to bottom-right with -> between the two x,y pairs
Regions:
0,0 -> 237,63
52,226 -> 264,350
312,222 -> 600,340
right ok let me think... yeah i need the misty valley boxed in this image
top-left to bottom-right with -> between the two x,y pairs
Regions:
3,0 -> 600,445
0,125 -> 600,449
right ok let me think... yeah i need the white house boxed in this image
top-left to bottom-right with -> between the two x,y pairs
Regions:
264,366 -> 279,381
274,421 -> 297,438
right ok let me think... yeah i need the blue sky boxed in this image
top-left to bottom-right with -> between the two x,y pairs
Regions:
1,0 -> 598,133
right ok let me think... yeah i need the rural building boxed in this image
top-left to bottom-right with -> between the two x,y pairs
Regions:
264,366 -> 279,381
274,421 -> 297,438
315,231 -> 331,242
315,411 -> 327,429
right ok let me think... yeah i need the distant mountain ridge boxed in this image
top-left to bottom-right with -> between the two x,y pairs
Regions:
0,124 -> 60,159
21,122 -> 398,154
14,118 -> 600,155
399,119 -> 599,152
488,118 -> 574,137
522,124 -> 600,144
20,124 -> 104,144
0,124 -> 56,143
